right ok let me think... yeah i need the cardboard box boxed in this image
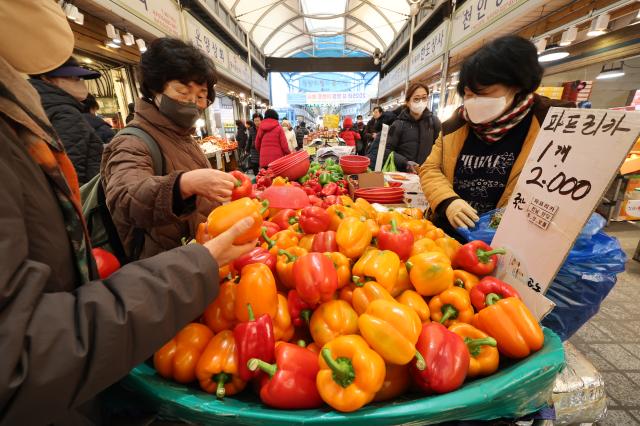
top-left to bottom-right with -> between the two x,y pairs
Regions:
348,172 -> 385,197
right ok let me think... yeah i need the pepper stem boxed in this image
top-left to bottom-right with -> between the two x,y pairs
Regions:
213,372 -> 229,399
235,179 -> 242,187
321,348 -> 356,388
414,350 -> 426,371
247,358 -> 278,378
297,340 -> 307,348
464,337 -> 497,357
261,227 -> 275,248
439,304 -> 459,324
352,276 -> 364,287
405,261 -> 413,271
485,293 -> 501,306
390,218 -> 399,234
260,200 -> 270,215
246,303 -> 255,321
336,211 -> 344,219
288,216 -> 299,225
300,309 -> 312,324
278,249 -> 297,263
476,248 -> 506,263
453,278 -> 466,288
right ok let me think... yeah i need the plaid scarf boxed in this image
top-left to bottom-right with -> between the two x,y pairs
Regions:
462,93 -> 535,144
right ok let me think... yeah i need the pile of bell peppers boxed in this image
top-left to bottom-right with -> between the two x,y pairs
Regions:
155,198 -> 546,413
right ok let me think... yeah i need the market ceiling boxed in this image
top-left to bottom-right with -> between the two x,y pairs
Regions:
221,0 -> 413,57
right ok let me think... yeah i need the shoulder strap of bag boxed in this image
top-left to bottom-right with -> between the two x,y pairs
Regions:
117,126 -> 164,175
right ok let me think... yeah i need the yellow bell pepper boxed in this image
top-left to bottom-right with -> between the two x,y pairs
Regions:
272,176 -> 288,186
411,237 -> 446,257
336,216 -> 372,259
448,323 -> 499,377
376,210 -> 407,226
435,236 -> 462,259
453,269 -> 480,292
310,300 -> 359,346
399,219 -> 431,240
298,234 -> 315,251
324,251 -> 352,289
355,198 -> 377,219
352,249 -> 400,292
351,280 -> 394,315
388,261 -> 412,297
428,286 -> 475,326
340,195 -> 356,208
406,251 -> 454,296
396,290 -> 430,323
273,293 -> 294,342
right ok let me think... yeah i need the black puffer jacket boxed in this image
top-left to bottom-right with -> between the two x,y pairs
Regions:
30,79 -> 103,184
248,124 -> 260,165
82,113 -> 115,144
384,107 -> 441,172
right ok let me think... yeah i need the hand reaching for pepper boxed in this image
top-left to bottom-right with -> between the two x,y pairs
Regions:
180,169 -> 235,203
204,217 -> 257,266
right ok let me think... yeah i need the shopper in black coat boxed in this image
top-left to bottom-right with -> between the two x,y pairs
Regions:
295,121 -> 309,150
248,113 -> 262,175
82,93 -> 115,144
235,119 -> 248,153
367,109 -> 398,168
385,83 -> 441,173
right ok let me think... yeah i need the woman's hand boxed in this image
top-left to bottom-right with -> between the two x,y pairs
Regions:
446,199 -> 479,229
180,169 -> 235,203
406,161 -> 420,174
204,217 -> 257,266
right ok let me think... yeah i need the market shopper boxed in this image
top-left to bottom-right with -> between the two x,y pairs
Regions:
384,83 -> 441,173
282,118 -> 298,152
125,101 -> 135,123
0,2 -> 256,424
256,108 -> 291,167
295,120 -> 309,150
364,106 -> 382,149
29,57 -> 104,184
248,112 -> 262,174
101,37 -> 237,260
367,109 -> 399,168
83,93 -> 115,144
355,114 -> 366,154
339,116 -> 361,147
235,119 -> 248,153
420,35 -> 572,237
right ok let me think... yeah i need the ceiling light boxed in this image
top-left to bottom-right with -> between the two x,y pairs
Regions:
559,27 -> 577,46
75,12 -> 84,25
64,3 -> 78,20
135,39 -> 147,53
587,14 -> 610,37
630,10 -> 640,25
83,58 -> 93,64
105,40 -> 121,49
534,38 -> 547,54
123,32 -> 135,46
538,45 -> 569,62
106,23 -> 117,40
597,62 -> 625,79
112,29 -> 121,45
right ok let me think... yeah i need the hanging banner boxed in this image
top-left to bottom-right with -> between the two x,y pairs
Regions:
228,53 -> 251,86
410,22 -> 447,78
491,108 -> 640,319
306,92 -> 367,105
112,0 -> 181,36
378,58 -> 407,98
185,14 -> 228,69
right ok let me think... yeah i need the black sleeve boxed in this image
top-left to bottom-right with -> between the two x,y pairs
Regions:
384,122 -> 409,171
172,173 -> 197,216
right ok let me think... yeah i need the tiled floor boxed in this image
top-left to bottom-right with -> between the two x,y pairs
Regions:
569,221 -> 640,425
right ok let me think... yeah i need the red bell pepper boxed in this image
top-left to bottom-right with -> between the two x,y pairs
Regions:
308,195 -> 323,207
248,342 -> 323,409
305,178 -> 322,194
298,206 -> 331,234
303,186 -> 316,196
256,169 -> 274,190
470,276 -> 521,311
287,289 -> 314,327
233,304 -> 275,382
322,195 -> 342,208
410,322 -> 469,394
336,179 -> 349,196
377,219 -> 414,261
320,182 -> 338,197
230,170 -> 253,200
311,230 -> 338,253
270,209 -> 298,230
259,223 -> 280,244
233,247 -> 277,274
92,248 -> 120,279
293,253 -> 338,305
452,240 -> 506,276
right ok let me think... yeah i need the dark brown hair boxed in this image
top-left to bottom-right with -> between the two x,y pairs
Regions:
405,83 -> 429,101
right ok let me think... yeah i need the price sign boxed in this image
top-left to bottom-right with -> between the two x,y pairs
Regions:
491,108 -> 640,318
375,124 -> 390,171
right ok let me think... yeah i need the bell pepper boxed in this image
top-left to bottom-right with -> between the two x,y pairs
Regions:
234,263 -> 278,322
338,284 -> 355,305
309,300 -> 358,346
376,210 -> 407,226
470,276 -> 521,311
340,196 -> 355,208
248,342 -> 323,409
230,170 -> 253,200
472,297 -> 544,359
389,261 -> 412,297
276,247 -> 308,289
397,290 -> 430,323
288,289 -> 314,327
308,161 -> 321,174
317,335 -> 385,412
448,323 -> 499,378
299,173 -> 311,185
411,322 -> 469,394
306,342 -> 320,354
272,176 -> 288,186
351,280 -> 394,315
399,219 -> 430,240
196,330 -> 246,398
373,364 -> 411,402
352,249 -> 400,292
318,171 -> 333,186
270,209 -> 298,230
233,304 -> 275,381
232,247 -> 276,274
298,206 -> 331,234
363,218 -> 380,238
406,251 -> 454,296
452,240 -> 506,276
293,252 -> 338,305
354,198 -> 376,219
287,222 -> 303,235
424,227 -> 446,241
154,323 -> 214,383
403,208 -> 424,220
306,177 -> 322,194
259,222 -> 280,245
207,197 -> 265,244
262,229 -> 299,255
203,281 -> 237,333
336,216 -> 372,259
327,204 -> 357,231
411,237 -> 445,257
218,264 -> 233,281
428,286 -> 475,326
322,194 -> 341,208
358,299 -> 424,367
273,293 -> 294,342
308,194 -> 323,207
435,237 -> 462,260
324,251 -> 351,289
377,219 -> 414,261
311,230 -> 338,252
453,269 -> 480,292
321,182 -> 338,197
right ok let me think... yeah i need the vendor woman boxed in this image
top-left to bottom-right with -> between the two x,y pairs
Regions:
420,35 -> 572,238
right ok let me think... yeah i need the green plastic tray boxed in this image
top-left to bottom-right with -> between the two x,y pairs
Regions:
121,328 -> 564,425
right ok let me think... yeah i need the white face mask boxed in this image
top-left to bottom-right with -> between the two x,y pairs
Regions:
50,77 -> 89,102
410,100 -> 428,116
464,96 -> 509,124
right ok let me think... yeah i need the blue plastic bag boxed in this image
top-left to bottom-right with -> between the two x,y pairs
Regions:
458,210 -> 627,341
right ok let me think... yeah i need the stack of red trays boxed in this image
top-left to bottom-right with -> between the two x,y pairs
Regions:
268,151 -> 310,180
353,187 -> 405,204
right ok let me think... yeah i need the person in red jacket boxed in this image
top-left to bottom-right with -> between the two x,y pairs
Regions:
256,109 -> 291,167
339,116 -> 361,147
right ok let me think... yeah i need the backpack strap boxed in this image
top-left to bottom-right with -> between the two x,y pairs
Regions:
117,126 -> 164,175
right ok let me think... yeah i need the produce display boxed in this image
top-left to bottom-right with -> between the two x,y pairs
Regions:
153,175 -> 547,414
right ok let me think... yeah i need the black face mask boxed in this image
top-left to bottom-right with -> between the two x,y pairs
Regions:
157,94 -> 201,129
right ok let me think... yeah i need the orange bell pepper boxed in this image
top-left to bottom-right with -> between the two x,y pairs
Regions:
396,290 -> 430,323
336,216 -> 372,259
327,204 -> 357,231
373,363 -> 411,402
195,330 -> 246,398
154,323 -> 214,383
276,246 -> 308,289
403,208 -> 424,220
411,237 -> 446,257
355,198 -> 377,219
195,221 -> 212,244
352,249 -> 400,292
428,286 -> 475,326
207,197 -> 265,244
203,280 -> 237,332
351,280 -> 394,315
317,335 -> 385,412
234,263 -> 278,322
376,210 -> 406,226
272,176 -> 288,186
364,218 -> 380,238
435,236 -> 462,259
273,293 -> 294,342
298,234 -> 315,251
472,297 -> 544,359
306,342 -> 321,354
389,261 -> 412,297
399,219 -> 431,240
324,251 -> 351,289
453,269 -> 480,292
262,229 -> 299,255
406,251 -> 454,296
424,227 -> 446,241
309,300 -> 359,346
358,299 -> 424,367
448,323 -> 499,377
338,284 -> 355,305
218,264 -> 234,281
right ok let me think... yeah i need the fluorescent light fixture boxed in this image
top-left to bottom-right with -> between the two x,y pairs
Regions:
301,0 -> 346,34
75,12 -> 84,25
538,45 -> 569,62
597,63 -> 625,79
135,38 -> 147,53
112,29 -> 121,45
64,4 -> 78,20
534,38 -> 547,54
559,27 -> 577,46
123,32 -> 135,46
105,40 -> 121,49
587,14 -> 610,37
106,23 -> 117,40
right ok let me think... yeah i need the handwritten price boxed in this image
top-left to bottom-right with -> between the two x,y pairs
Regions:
527,278 -> 542,293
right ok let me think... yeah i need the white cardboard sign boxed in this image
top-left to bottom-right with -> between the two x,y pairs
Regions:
491,108 -> 640,319
375,124 -> 390,171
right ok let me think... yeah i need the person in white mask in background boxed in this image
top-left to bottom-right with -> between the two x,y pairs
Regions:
384,82 -> 441,173
419,35 -> 572,241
